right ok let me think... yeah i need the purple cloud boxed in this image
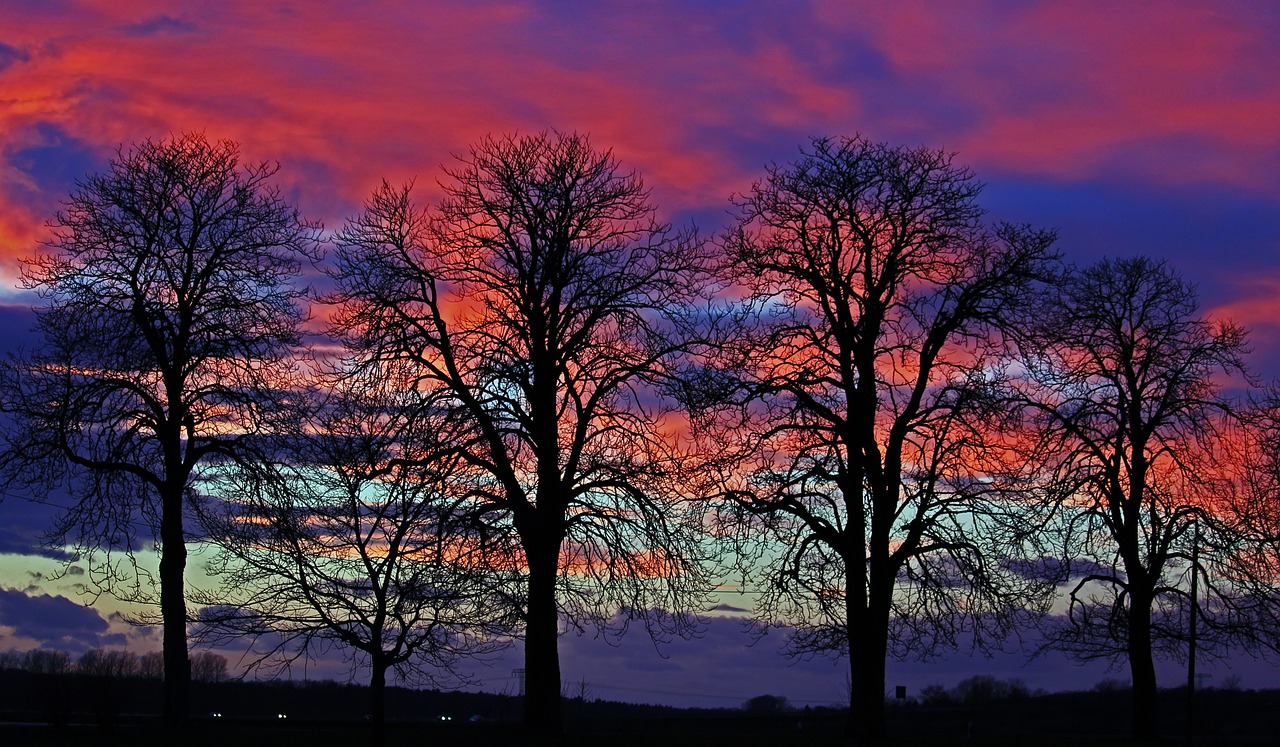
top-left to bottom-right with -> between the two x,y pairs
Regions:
117,15 -> 198,38
0,588 -> 124,652
0,498 -> 65,558
0,304 -> 39,354
0,42 -> 29,72
461,610 -> 1277,708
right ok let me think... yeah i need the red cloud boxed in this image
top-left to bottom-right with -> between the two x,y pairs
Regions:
815,1 -> 1280,186
1,0 -> 1277,277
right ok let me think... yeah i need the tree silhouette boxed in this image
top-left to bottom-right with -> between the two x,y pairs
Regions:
697,135 -> 1058,744
77,649 -> 139,678
1012,256 -> 1279,741
189,651 -> 228,682
0,133 -> 319,725
197,362 -> 506,747
327,133 -> 713,735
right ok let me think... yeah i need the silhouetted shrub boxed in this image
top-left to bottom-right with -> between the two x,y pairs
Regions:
742,694 -> 792,713
1093,678 -> 1129,693
920,675 -> 1036,706
920,683 -> 953,706
953,674 -> 1030,704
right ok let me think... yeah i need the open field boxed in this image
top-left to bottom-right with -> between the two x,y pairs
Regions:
0,718 -> 1275,747
1,706 -> 1277,747
4,669 -> 1279,746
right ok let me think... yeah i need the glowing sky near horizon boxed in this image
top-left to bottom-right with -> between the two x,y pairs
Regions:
1,0 -> 1279,704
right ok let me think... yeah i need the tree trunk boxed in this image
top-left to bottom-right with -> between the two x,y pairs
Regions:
845,559 -> 889,745
370,661 -> 388,747
1128,592 -> 1159,742
846,620 -> 889,744
857,604 -> 891,743
159,486 -> 190,727
523,533 -> 563,737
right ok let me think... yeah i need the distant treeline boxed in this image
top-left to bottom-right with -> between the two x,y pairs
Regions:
0,648 -> 227,681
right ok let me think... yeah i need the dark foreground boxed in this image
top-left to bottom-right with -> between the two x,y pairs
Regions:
0,717 -> 1276,747
3,669 -> 1279,746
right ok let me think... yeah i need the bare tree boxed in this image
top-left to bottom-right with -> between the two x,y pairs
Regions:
197,363 -> 506,747
1012,256 -> 1280,741
138,651 -> 164,679
188,651 -> 228,683
76,649 -> 139,678
327,133 -> 713,735
22,649 -> 73,675
697,135 -> 1058,744
0,133 -> 319,724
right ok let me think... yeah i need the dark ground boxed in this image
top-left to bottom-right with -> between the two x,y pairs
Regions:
1,669 -> 1277,746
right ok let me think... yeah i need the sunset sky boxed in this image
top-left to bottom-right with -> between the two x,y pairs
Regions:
1,0 -> 1279,707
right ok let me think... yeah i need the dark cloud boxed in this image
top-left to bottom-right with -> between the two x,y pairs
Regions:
983,177 -> 1280,276
0,588 -> 123,652
0,304 -> 40,354
0,42 -> 30,72
1000,556 -> 1115,582
0,302 -> 155,559
117,15 -> 198,38
10,123 -> 102,200
0,491 -> 65,558
0,365 -> 77,559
